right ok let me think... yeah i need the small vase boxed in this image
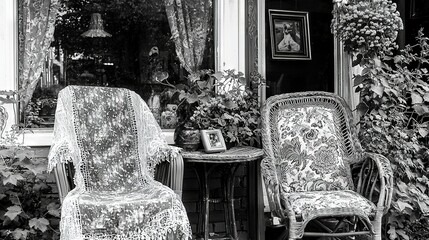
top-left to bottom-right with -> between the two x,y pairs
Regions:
174,125 -> 201,151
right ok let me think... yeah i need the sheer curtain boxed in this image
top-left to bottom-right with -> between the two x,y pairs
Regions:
164,0 -> 212,74
18,0 -> 59,111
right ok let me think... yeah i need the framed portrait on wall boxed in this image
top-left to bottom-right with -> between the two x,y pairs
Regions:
200,129 -> 226,153
268,9 -> 312,60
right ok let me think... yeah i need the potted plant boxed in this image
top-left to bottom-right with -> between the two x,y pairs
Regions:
161,69 -> 219,150
189,70 -> 263,148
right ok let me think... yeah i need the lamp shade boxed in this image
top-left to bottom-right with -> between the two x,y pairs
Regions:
81,13 -> 112,38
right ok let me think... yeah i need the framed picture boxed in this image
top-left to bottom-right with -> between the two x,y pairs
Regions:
268,9 -> 311,60
200,129 -> 227,153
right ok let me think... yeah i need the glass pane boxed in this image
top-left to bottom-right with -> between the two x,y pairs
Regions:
21,0 -> 214,129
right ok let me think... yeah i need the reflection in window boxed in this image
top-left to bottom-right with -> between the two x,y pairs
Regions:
21,0 -> 214,128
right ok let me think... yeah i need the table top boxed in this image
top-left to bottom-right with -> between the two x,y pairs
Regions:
181,146 -> 264,163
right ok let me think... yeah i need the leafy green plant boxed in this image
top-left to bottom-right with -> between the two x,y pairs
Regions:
0,94 -> 60,239
355,29 -> 429,240
161,69 -> 218,129
189,70 -> 263,147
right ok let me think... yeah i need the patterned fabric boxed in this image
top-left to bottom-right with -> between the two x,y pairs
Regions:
18,0 -> 59,110
164,0 -> 212,73
282,190 -> 376,220
48,86 -> 191,240
275,106 -> 354,193
0,106 -> 8,136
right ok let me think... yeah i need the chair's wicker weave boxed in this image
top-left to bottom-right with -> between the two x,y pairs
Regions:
261,91 -> 393,240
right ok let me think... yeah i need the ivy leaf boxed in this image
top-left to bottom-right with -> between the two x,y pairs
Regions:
411,92 -> 423,104
5,205 -> 22,220
14,157 -> 46,175
353,75 -> 365,86
413,104 -> 429,116
373,57 -> 381,67
47,202 -> 61,217
417,201 -> 429,215
423,93 -> 429,102
396,229 -> 410,240
0,193 -> 6,200
418,127 -> 429,138
222,112 -> 233,120
370,85 -> 384,96
3,173 -> 24,186
387,226 -> 397,240
224,100 -> 238,109
29,217 -> 49,232
396,199 -> 413,212
11,228 -> 29,240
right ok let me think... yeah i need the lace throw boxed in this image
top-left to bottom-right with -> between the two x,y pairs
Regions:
48,86 -> 191,240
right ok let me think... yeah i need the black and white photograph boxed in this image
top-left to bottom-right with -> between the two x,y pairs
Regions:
269,9 -> 312,60
200,129 -> 226,153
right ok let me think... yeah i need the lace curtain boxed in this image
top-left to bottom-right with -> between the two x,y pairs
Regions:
18,0 -> 59,111
164,0 -> 212,73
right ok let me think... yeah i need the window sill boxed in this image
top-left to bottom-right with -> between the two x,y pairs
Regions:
21,128 -> 176,146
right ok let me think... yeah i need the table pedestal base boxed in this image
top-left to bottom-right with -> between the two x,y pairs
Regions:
194,162 -> 241,240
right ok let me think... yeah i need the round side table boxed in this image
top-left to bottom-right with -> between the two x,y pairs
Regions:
182,146 -> 264,240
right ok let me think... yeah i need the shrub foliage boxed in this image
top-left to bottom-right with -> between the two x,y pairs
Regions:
355,29 -> 429,240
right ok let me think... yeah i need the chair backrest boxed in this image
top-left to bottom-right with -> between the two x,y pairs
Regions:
261,92 -> 363,193
54,86 -> 162,192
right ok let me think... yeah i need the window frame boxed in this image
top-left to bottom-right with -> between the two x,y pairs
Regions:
1,0 -> 274,146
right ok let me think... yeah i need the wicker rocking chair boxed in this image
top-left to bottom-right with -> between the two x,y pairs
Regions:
261,91 -> 393,240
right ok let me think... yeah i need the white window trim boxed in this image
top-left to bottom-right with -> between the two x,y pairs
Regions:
1,1 -> 248,147
0,1 -> 18,134
215,0 -> 246,73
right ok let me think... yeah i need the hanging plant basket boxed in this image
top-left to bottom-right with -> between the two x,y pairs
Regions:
331,0 -> 403,57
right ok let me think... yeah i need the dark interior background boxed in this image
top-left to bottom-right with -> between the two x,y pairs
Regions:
265,0 -> 334,98
396,0 -> 429,46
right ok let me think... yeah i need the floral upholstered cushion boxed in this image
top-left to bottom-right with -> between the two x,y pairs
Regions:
282,190 -> 376,220
276,106 -> 354,193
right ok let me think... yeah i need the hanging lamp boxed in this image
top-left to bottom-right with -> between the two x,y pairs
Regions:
81,13 -> 112,38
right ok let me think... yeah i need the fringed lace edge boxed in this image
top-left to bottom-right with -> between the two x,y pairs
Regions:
81,226 -> 192,240
48,144 -> 73,172
147,145 -> 182,177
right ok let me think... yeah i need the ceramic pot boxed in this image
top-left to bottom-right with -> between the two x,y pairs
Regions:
174,126 -> 201,151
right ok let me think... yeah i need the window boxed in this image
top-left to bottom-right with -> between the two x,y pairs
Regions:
1,0 -> 256,146
20,0 -> 214,129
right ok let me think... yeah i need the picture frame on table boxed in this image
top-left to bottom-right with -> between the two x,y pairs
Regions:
200,129 -> 227,153
268,9 -> 312,60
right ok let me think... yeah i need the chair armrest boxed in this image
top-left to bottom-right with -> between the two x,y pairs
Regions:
261,157 -> 288,220
153,146 -> 184,198
53,162 -> 75,204
355,152 -> 393,214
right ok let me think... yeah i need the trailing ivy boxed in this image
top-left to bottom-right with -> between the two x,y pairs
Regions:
0,98 -> 60,239
355,29 -> 429,240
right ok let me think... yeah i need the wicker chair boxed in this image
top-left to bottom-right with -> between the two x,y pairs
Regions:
261,91 -> 393,240
48,86 -> 191,240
